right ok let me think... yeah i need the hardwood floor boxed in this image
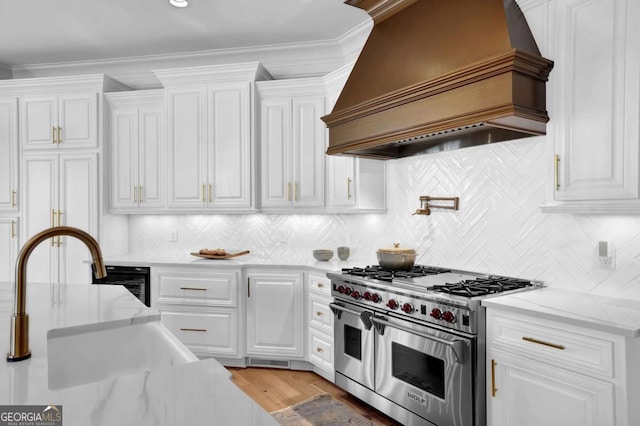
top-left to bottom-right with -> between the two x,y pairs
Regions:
229,367 -> 402,425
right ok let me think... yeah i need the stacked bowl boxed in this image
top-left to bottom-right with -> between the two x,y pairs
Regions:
312,249 -> 334,261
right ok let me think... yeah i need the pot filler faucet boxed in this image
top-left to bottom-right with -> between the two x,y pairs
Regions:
6,226 -> 107,362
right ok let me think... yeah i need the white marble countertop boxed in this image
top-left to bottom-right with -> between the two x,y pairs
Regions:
482,287 -> 640,337
0,283 -> 277,425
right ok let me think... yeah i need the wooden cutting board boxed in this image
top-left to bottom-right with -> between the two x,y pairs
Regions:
190,250 -> 250,260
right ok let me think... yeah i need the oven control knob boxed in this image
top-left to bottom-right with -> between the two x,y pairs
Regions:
401,303 -> 414,314
344,287 -> 352,295
430,308 -> 442,319
387,299 -> 399,310
371,293 -> 382,303
337,285 -> 346,294
351,291 -> 361,300
442,311 -> 456,323
363,291 -> 372,301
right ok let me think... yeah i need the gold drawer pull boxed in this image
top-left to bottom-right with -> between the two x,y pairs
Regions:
11,190 -> 16,207
180,328 -> 207,332
491,359 -> 497,397
316,347 -> 323,352
316,283 -> 324,288
522,336 -> 565,350
180,287 -> 207,291
316,311 -> 323,316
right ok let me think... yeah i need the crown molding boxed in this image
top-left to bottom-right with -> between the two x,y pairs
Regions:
154,62 -> 272,87
105,89 -> 164,108
0,63 -> 12,80
256,76 -> 326,97
8,22 -> 373,89
0,73 -> 130,95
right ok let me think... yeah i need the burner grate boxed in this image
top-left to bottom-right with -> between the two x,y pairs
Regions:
428,276 -> 534,297
342,265 -> 451,281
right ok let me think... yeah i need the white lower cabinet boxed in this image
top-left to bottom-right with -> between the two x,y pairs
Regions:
486,308 -> 637,426
307,271 -> 334,382
152,266 -> 242,360
245,269 -> 305,359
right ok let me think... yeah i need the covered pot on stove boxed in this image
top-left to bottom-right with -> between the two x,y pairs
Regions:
376,243 -> 416,270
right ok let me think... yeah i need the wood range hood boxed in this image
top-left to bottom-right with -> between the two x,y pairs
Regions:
322,0 -> 554,159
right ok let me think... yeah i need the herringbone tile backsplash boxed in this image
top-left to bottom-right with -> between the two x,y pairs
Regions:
129,137 -> 640,299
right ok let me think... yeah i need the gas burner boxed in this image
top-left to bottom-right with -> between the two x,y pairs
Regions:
342,265 -> 451,282
427,275 -> 535,298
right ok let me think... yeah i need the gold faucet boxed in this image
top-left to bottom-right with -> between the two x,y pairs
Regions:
7,226 -> 107,362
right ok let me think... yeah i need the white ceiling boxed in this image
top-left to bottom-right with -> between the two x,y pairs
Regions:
0,0 -> 368,67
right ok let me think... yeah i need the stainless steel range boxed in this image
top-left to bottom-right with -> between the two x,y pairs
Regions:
327,265 -> 542,426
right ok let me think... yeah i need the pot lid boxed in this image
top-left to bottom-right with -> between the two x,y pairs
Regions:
377,243 -> 416,254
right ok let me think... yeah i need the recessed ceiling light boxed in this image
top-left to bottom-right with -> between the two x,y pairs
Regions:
169,0 -> 188,8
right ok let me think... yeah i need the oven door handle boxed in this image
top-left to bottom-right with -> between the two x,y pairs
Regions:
371,317 -> 466,364
329,303 -> 373,330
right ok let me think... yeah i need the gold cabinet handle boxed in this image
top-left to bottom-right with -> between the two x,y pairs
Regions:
202,184 -> 206,203
247,278 -> 251,298
138,186 -> 143,206
554,154 -> 560,191
316,282 -> 324,288
133,186 -> 138,203
180,287 -> 207,291
10,221 -> 16,238
56,210 -> 63,246
347,177 -> 352,199
52,127 -> 56,144
11,190 -> 16,208
491,359 -> 497,397
286,182 -> 291,202
316,347 -> 323,352
522,336 -> 565,350
316,311 -> 323,316
57,126 -> 62,144
180,328 -> 207,332
208,183 -> 212,203
294,182 -> 298,201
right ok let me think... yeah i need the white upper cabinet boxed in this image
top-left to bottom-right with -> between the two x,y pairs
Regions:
327,156 -> 386,212
155,63 -> 267,213
0,97 -> 18,213
258,79 -> 326,211
107,90 -> 165,212
20,93 -> 98,150
541,0 -> 640,213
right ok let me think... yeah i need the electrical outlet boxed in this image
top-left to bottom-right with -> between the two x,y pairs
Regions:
596,241 -> 614,269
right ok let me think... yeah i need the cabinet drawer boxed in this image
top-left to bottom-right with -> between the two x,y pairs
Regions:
308,272 -> 331,297
308,296 -> 333,334
156,271 -> 238,307
309,330 -> 333,370
488,311 -> 615,378
161,309 -> 239,357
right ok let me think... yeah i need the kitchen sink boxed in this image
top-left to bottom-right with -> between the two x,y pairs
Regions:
47,320 -> 198,390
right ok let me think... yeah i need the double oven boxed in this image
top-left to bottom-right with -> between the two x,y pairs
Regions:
328,266 -> 541,426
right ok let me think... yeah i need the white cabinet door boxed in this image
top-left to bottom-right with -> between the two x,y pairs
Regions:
327,157 -> 386,212
0,97 -> 18,212
547,0 -> 640,211
137,105 -> 164,209
208,83 -> 252,209
246,271 -> 304,358
328,156 -> 355,208
22,153 -> 97,285
21,93 -> 97,150
292,96 -> 325,207
0,218 -> 18,289
260,98 -> 292,208
57,153 -> 98,284
489,349 -> 615,426
110,108 -> 138,210
22,154 -> 58,284
167,87 -> 208,208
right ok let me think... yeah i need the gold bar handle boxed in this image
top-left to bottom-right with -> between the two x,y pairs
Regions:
554,154 -> 560,191
247,278 -> 251,298
11,190 -> 16,208
491,359 -> 497,397
208,183 -> 212,203
522,336 -> 565,350
10,221 -> 16,238
180,328 -> 207,332
286,182 -> 291,202
56,210 -> 63,246
294,182 -> 298,201
180,287 -> 207,291
133,186 -> 138,203
347,177 -> 352,199
57,126 -> 62,144
52,127 -> 56,144
202,184 -> 206,203
138,186 -> 143,206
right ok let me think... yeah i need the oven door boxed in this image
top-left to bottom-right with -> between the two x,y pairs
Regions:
330,301 -> 375,390
372,315 -> 474,426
